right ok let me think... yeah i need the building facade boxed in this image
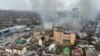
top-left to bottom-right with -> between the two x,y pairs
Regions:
5,46 -> 27,55
54,28 -> 76,45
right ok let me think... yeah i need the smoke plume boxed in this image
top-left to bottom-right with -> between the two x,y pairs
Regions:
28,0 -> 97,31
29,0 -> 79,11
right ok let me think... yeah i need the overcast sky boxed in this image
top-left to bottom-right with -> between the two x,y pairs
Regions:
0,0 -> 99,11
0,0 -> 30,10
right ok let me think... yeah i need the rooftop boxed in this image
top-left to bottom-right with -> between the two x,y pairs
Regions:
54,27 -> 73,34
6,43 -> 25,51
16,38 -> 27,45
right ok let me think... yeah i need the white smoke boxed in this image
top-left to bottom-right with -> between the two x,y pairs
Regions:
25,0 -> 97,31
28,0 -> 79,11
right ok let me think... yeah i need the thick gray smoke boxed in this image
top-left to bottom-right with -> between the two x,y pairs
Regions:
28,0 -> 97,31
29,0 -> 79,11
30,0 -> 64,11
79,0 -> 97,27
79,0 -> 96,20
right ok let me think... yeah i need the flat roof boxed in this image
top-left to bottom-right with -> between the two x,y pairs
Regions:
0,25 -> 26,32
0,28 -> 10,32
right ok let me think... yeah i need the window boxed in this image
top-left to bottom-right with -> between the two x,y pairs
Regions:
4,30 -> 10,34
63,36 -> 70,39
0,32 -> 2,36
63,39 -> 70,44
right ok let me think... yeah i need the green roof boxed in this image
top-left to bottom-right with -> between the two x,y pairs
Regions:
63,47 -> 70,54
16,38 -> 27,45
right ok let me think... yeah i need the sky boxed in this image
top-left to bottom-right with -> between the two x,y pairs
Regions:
0,0 -> 31,10
0,0 -> 99,11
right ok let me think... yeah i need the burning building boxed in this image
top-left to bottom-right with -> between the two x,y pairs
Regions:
54,27 -> 76,45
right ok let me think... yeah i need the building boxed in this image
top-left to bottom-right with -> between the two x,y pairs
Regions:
5,38 -> 27,55
5,43 -> 27,55
0,25 -> 27,37
72,8 -> 79,18
54,27 -> 76,45
33,27 -> 49,40
5,33 -> 31,55
44,21 -> 53,30
33,28 -> 45,39
96,23 -> 100,35
5,37 -> 30,55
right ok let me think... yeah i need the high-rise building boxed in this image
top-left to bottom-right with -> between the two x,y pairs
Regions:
72,8 -> 79,18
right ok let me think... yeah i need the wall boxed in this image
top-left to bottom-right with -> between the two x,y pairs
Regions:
21,47 -> 27,54
70,34 -> 76,45
54,30 -> 63,44
5,47 -> 27,55
5,49 -> 12,53
54,28 -> 76,45
13,49 -> 21,54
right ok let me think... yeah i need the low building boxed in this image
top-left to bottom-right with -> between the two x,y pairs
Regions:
54,27 -> 76,45
5,43 -> 27,55
5,34 -> 31,55
33,28 -> 49,40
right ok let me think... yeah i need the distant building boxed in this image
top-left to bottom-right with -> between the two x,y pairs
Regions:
44,21 -> 53,30
54,27 -> 76,45
72,8 -> 79,18
96,23 -> 100,35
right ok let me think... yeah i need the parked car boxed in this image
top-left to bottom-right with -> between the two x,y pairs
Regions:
46,44 -> 57,54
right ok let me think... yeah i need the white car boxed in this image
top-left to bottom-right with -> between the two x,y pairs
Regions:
48,44 -> 57,53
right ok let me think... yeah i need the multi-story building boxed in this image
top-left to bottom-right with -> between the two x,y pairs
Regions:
72,8 -> 79,18
54,27 -> 76,45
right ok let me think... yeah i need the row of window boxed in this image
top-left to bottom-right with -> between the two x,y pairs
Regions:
0,29 -> 10,37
